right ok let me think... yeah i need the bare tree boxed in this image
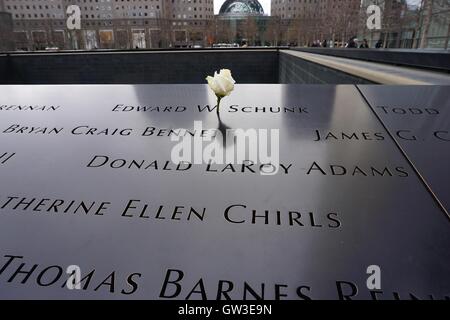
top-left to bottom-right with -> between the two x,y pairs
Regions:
419,0 -> 434,48
244,16 -> 259,45
204,19 -> 216,47
319,0 -> 360,46
213,18 -> 236,44
264,16 -> 281,46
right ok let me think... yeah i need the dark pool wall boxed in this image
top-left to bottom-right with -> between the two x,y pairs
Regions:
0,49 -> 279,84
290,47 -> 450,73
278,51 -> 374,84
0,48 -> 372,85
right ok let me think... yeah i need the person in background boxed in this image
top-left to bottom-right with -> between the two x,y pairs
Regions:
346,37 -> 357,48
322,40 -> 328,48
360,39 -> 369,48
375,39 -> 383,48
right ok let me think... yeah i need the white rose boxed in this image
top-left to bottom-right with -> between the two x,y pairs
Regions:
206,69 -> 236,98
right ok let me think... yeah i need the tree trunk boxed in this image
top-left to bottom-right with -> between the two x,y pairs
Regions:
383,31 -> 389,48
419,0 -> 433,48
445,22 -> 450,49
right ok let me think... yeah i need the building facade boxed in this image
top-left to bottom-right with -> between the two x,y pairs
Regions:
271,0 -> 361,46
358,0 -> 450,49
358,0 -> 409,48
1,0 -> 449,50
0,0 -> 214,50
421,0 -> 450,49
0,11 -> 15,51
271,0 -> 320,19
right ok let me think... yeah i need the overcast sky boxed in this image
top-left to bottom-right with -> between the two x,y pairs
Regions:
213,0 -> 423,15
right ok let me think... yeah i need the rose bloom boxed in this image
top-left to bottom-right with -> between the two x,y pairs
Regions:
206,69 -> 236,98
